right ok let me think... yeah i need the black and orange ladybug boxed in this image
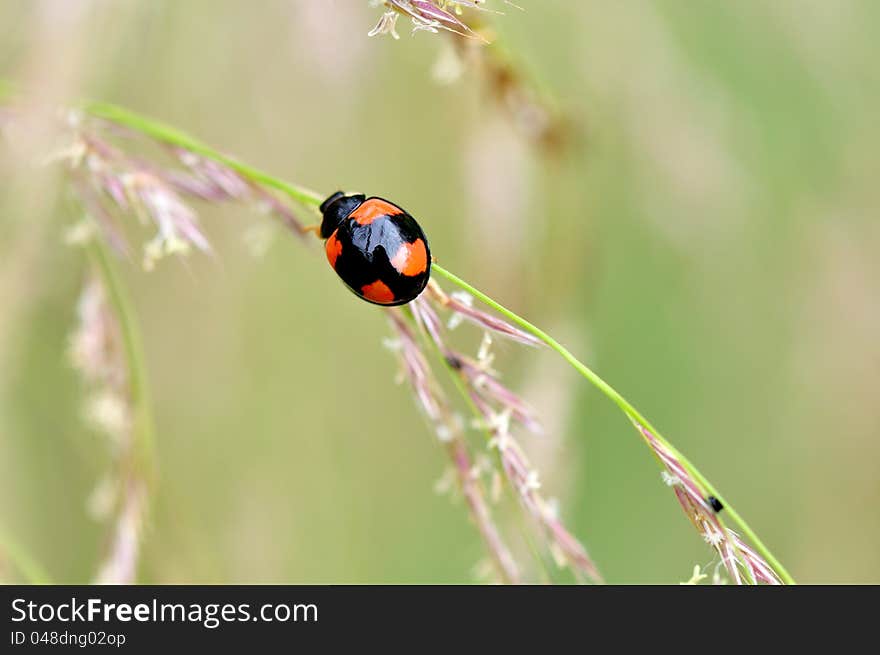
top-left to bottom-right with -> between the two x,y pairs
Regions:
318,191 -> 431,306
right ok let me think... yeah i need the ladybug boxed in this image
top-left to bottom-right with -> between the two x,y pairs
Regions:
318,191 -> 431,306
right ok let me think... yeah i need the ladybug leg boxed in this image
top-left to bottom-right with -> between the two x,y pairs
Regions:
300,223 -> 323,239
426,278 -> 450,304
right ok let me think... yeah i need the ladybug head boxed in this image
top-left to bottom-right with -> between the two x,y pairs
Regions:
319,191 -> 366,239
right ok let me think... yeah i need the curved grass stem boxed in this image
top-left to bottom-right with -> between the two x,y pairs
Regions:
86,239 -> 156,583
63,97 -> 793,584
83,101 -> 325,211
88,239 -> 157,486
401,305 -> 556,583
430,263 -> 796,585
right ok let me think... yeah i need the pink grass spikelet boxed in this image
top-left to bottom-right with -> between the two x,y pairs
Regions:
173,148 -> 252,201
93,480 -> 147,585
415,296 -> 542,435
472,382 -> 602,582
70,275 -> 127,391
451,351 -> 543,435
407,289 -> 602,583
123,170 -> 212,269
32,109 -> 314,265
60,127 -> 212,268
69,274 -> 148,585
368,10 -> 401,40
427,280 -> 542,346
638,423 -> 782,585
371,1 -> 491,41
250,184 -> 309,239
387,311 -> 520,583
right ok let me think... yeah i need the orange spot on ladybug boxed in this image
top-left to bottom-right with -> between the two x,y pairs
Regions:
326,230 -> 343,268
360,279 -> 396,304
350,198 -> 402,225
390,239 -> 428,277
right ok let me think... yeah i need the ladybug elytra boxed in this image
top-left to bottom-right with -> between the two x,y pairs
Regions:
319,191 -> 431,306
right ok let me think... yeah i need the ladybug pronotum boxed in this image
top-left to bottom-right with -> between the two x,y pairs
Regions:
319,191 -> 431,306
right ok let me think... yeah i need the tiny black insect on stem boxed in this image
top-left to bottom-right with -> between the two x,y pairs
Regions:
707,496 -> 724,513
445,353 -> 463,370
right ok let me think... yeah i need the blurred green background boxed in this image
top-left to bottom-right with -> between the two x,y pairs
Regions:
2,1 -> 879,584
